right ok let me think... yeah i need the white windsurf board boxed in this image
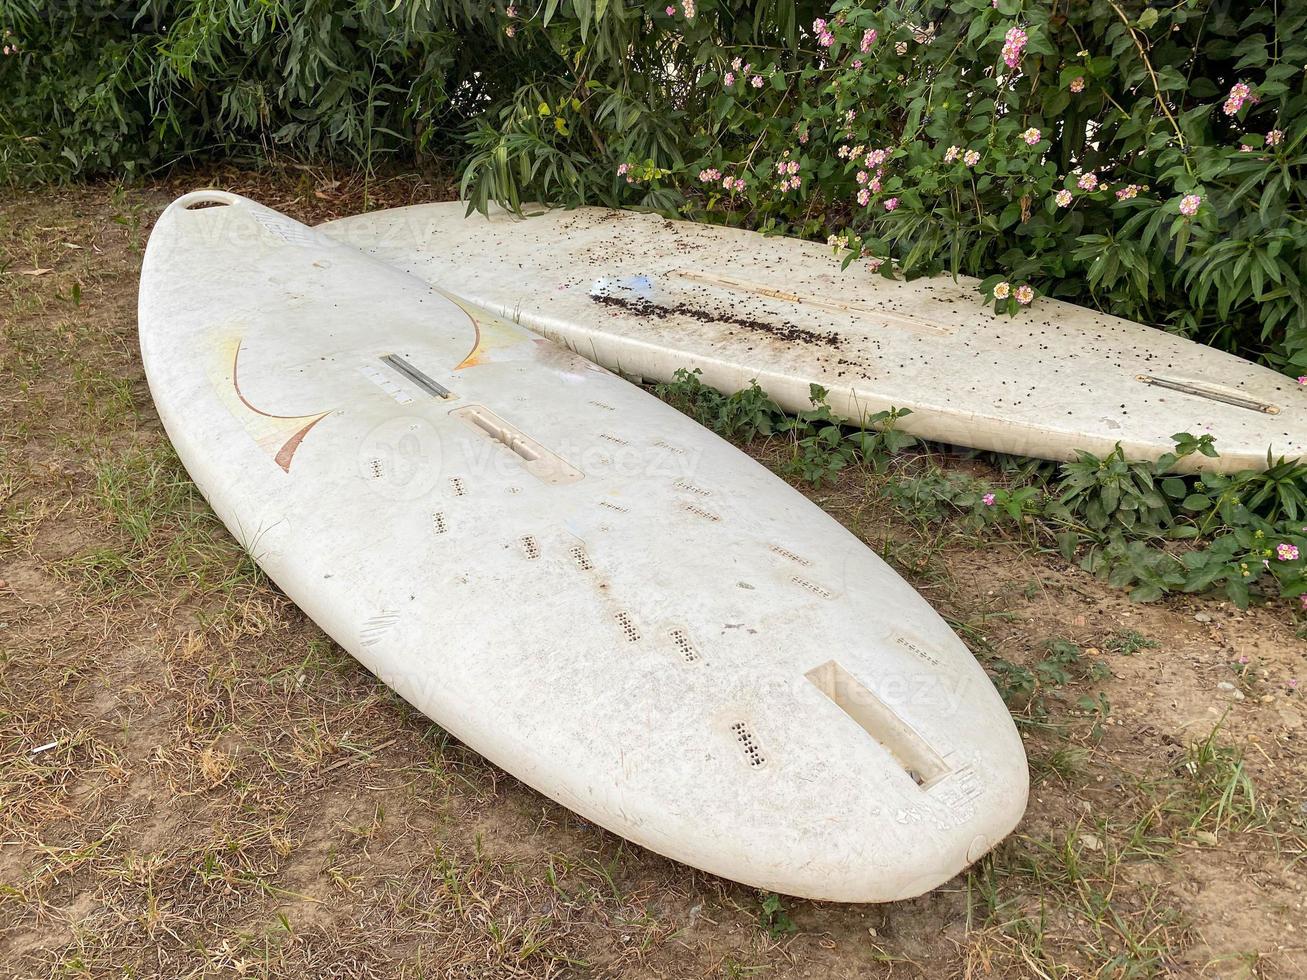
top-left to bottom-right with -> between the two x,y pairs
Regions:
140,191 -> 1028,903
319,203 -> 1306,473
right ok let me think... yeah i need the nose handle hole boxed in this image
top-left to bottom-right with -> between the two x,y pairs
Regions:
175,190 -> 240,211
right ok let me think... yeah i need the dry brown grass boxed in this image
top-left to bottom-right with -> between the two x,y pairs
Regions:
2,168 -> 1305,979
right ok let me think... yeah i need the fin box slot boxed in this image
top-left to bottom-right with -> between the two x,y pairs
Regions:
805,660 -> 948,788
450,405 -> 584,485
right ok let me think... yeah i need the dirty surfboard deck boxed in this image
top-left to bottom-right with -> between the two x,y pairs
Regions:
140,191 -> 1028,903
319,202 -> 1307,474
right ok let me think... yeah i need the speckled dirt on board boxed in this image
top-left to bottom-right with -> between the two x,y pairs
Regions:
590,291 -> 844,349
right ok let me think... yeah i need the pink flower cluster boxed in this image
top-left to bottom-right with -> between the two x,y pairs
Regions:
1021,127 -> 1041,145
951,145 -> 982,167
847,145 -> 894,206
1115,184 -> 1140,200
1178,194 -> 1202,216
1069,76 -> 1085,93
944,145 -> 981,167
774,157 -> 801,192
993,282 -> 1035,305
814,18 -> 834,47
1077,172 -> 1098,191
857,147 -> 888,203
1223,82 -> 1254,115
1278,542 -> 1300,562
725,57 -> 756,88
1055,189 -> 1072,207
1002,26 -> 1027,69
861,28 -> 877,52
1267,128 -> 1284,147
698,167 -> 721,182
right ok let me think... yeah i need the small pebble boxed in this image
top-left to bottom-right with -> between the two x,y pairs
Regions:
1194,612 -> 1212,623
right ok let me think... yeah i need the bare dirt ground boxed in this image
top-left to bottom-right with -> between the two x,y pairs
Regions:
2,170 -> 1305,979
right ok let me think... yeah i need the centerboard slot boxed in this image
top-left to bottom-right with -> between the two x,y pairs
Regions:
381,353 -> 454,399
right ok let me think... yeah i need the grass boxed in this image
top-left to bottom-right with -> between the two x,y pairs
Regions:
1,172 -> 1305,978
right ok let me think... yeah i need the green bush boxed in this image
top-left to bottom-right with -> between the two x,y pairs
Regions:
0,0 -> 494,179
460,1 -> 1307,371
4,1 -> 1306,371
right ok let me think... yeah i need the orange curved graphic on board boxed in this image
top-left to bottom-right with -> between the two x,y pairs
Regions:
225,340 -> 331,473
437,289 -> 527,370
450,299 -> 484,369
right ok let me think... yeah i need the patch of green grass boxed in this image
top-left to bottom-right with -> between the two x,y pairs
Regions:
1031,745 -> 1091,785
72,362 -> 138,425
1175,725 -> 1261,839
988,639 -> 1111,725
1117,720 -> 1269,850
108,182 -> 150,253
1104,629 -> 1160,656
968,819 -> 1189,978
57,442 -> 262,603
